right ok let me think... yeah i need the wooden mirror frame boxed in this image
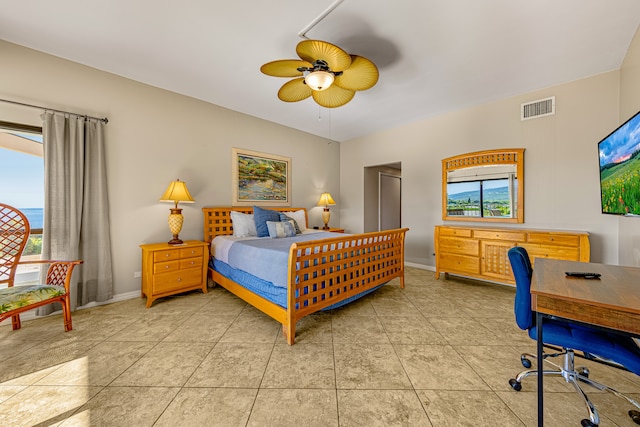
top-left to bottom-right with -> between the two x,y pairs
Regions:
442,148 -> 525,223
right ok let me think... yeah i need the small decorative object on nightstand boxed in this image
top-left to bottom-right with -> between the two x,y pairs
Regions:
140,240 -> 208,307
160,179 -> 195,245
317,192 -> 336,230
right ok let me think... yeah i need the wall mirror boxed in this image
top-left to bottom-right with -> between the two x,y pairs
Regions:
442,149 -> 524,223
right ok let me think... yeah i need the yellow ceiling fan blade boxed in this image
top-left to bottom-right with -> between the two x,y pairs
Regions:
312,84 -> 355,108
261,60 -> 312,77
296,40 -> 351,72
278,78 -> 313,102
333,55 -> 379,91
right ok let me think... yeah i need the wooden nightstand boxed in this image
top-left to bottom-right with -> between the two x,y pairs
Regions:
140,240 -> 208,307
326,228 -> 345,233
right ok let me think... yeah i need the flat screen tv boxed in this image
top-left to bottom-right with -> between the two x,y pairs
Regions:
598,110 -> 640,216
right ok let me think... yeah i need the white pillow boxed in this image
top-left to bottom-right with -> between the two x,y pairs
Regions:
230,211 -> 257,237
266,220 -> 296,238
283,210 -> 307,232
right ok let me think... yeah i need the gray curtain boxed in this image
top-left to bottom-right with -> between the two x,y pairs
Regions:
40,112 -> 113,313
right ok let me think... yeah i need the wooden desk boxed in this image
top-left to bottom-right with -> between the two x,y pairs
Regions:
530,258 -> 640,426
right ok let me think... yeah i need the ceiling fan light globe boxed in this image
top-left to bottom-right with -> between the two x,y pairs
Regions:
305,70 -> 334,91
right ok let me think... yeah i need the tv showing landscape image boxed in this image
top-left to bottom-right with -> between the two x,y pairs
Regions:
598,110 -> 640,216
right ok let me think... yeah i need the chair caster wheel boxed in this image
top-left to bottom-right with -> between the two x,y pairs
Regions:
578,367 -> 590,378
520,355 -> 532,368
629,410 -> 640,425
581,419 -> 598,427
509,378 -> 522,391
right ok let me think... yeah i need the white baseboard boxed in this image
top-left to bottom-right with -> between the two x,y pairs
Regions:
405,262 -> 435,271
15,290 -> 141,323
76,290 -> 140,310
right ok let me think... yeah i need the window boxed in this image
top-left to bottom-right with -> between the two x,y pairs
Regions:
0,121 -> 44,284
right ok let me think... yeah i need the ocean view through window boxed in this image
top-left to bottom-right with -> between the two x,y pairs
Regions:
1,122 -> 44,284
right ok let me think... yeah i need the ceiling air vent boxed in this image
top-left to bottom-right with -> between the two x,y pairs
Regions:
521,96 -> 555,121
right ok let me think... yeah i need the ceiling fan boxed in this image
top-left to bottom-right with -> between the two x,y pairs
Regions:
260,39 -> 379,108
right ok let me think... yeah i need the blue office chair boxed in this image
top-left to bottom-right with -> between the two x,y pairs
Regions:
507,246 -> 640,426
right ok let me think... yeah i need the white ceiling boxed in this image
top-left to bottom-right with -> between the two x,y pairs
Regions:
1,0 -> 639,142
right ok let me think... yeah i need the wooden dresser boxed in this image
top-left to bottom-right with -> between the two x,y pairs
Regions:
434,225 -> 590,286
140,240 -> 208,307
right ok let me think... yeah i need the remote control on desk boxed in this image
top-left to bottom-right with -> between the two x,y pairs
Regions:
565,272 -> 601,279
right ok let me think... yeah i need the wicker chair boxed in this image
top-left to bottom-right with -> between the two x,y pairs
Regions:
0,203 -> 82,331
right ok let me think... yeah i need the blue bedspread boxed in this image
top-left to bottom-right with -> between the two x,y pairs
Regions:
212,258 -> 382,310
226,232 -> 337,288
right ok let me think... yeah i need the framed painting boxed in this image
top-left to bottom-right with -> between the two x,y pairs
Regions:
232,148 -> 291,206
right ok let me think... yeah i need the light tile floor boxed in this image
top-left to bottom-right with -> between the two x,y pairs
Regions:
1,267 -> 639,426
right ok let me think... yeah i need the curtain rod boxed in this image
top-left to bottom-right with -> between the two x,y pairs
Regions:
0,98 -> 108,123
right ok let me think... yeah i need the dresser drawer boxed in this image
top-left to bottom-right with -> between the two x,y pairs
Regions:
521,244 -> 580,263
473,230 -> 526,241
438,227 -> 472,238
439,254 -> 480,275
439,237 -> 479,256
527,233 -> 580,247
153,267 -> 202,294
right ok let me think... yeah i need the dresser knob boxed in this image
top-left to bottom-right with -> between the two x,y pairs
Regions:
177,278 -> 182,282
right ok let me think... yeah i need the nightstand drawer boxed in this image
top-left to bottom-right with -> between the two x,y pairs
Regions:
180,246 -> 204,258
153,248 -> 181,262
154,260 -> 180,274
153,267 -> 202,294
180,256 -> 203,269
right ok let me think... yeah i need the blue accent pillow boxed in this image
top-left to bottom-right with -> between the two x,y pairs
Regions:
253,206 -> 280,237
266,220 -> 296,238
279,212 -> 301,234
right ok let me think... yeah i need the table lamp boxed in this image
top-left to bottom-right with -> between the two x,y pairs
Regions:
317,192 -> 336,230
160,179 -> 195,245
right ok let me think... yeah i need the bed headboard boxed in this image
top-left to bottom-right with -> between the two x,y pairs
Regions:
202,207 -> 308,242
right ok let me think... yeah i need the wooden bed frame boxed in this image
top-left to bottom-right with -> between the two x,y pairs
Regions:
202,207 -> 408,344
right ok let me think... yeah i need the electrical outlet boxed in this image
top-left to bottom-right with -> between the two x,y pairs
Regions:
133,271 -> 141,278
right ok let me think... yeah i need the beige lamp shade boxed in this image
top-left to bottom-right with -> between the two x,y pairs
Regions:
317,192 -> 336,230
317,192 -> 336,207
160,179 -> 195,245
160,179 -> 195,206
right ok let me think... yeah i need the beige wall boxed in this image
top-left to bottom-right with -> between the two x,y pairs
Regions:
3,23 -> 640,302
341,71 -> 626,266
619,26 -> 640,267
0,40 -> 340,299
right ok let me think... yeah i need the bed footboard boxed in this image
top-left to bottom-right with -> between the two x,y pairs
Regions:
283,228 -> 409,344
